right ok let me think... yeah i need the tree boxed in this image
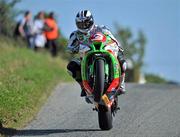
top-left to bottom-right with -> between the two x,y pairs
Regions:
115,24 -> 147,82
0,0 -> 21,36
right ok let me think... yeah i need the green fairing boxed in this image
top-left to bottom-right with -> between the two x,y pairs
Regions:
81,42 -> 120,81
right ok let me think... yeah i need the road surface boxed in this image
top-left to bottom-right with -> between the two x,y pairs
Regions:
12,83 -> 180,137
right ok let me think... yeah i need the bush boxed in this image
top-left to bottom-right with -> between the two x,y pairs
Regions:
145,73 -> 167,83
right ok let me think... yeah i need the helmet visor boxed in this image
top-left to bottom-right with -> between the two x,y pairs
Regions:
76,19 -> 94,30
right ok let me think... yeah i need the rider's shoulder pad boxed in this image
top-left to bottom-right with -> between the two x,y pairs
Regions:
69,31 -> 78,39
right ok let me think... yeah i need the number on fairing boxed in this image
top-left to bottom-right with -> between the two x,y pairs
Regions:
91,34 -> 103,41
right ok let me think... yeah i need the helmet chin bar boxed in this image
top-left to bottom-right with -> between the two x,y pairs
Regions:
78,24 -> 94,34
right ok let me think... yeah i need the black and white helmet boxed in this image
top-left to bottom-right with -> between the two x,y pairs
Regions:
75,10 -> 94,33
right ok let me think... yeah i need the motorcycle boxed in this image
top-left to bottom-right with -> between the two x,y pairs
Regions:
79,32 -> 121,130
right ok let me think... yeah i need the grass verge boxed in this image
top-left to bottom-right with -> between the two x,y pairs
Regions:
0,37 -> 72,131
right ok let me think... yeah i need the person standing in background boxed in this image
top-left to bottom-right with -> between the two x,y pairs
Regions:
33,11 -> 47,50
19,11 -> 34,48
45,12 -> 59,57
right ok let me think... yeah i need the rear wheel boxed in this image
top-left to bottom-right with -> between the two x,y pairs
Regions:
94,59 -> 113,130
98,105 -> 113,130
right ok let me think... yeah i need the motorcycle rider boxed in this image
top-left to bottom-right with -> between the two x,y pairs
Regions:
67,10 -> 127,97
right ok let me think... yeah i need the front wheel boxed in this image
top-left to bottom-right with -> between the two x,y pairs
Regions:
94,59 -> 105,102
98,105 -> 113,130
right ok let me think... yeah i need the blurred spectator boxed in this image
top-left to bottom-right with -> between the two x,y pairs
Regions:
18,11 -> 34,48
33,11 -> 47,50
45,12 -> 59,57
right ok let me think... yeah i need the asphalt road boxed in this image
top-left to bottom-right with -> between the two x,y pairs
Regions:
13,83 -> 180,137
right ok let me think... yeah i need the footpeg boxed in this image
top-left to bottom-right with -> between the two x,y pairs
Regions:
85,96 -> 93,104
112,107 -> 120,116
93,107 -> 98,111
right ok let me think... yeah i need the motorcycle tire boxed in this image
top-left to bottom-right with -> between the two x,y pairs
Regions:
98,104 -> 113,130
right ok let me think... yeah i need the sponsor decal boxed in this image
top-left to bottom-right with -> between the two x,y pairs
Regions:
90,32 -> 106,42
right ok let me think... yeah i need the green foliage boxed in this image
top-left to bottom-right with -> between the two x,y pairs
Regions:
115,24 -> 146,68
57,37 -> 72,60
115,24 -> 147,82
57,37 -> 68,51
0,0 -> 21,37
0,37 -> 71,128
145,73 -> 167,83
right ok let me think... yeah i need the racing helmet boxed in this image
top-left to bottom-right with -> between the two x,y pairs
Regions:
75,10 -> 94,33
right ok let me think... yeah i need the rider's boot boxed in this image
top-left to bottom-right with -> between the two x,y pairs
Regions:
116,50 -> 126,95
116,73 -> 126,95
78,82 -> 87,97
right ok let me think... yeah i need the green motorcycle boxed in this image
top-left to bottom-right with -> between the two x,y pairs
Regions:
80,32 -> 121,130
